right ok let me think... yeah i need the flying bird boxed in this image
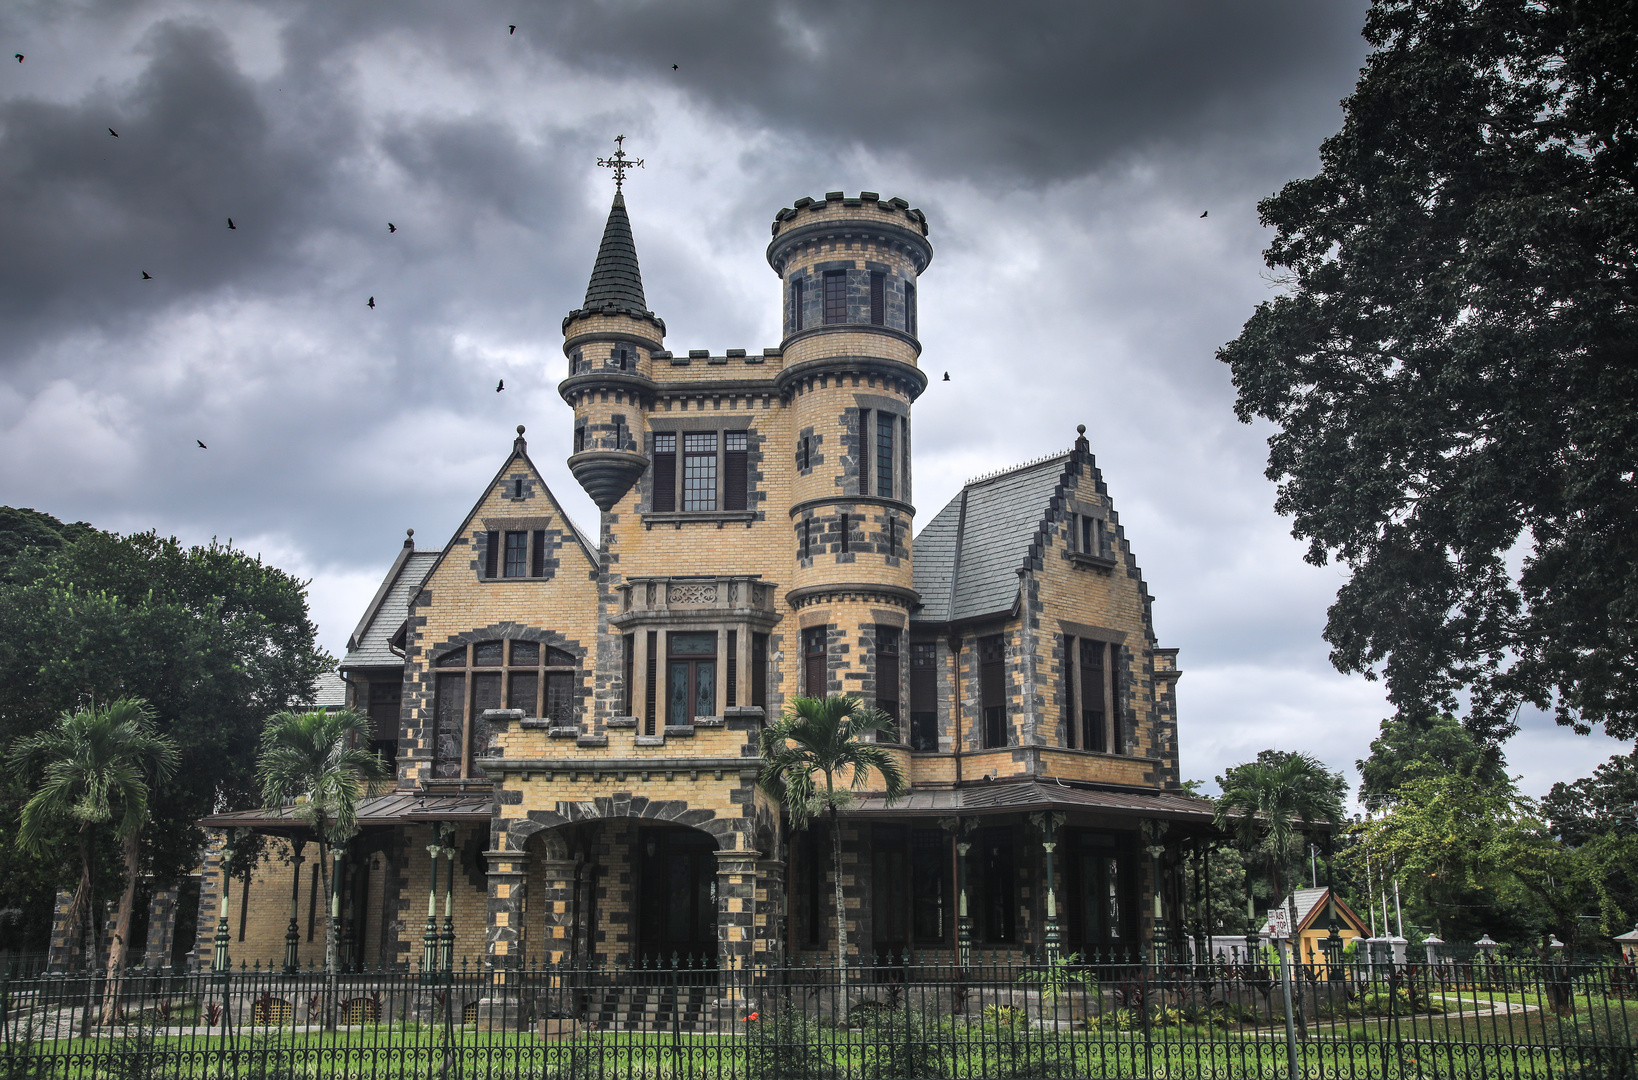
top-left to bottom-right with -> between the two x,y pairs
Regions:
367,296 -> 376,309
509,24 -> 516,33
15,55 -> 23,63
141,271 -> 151,280
227,218 -> 236,229
943,372 -> 950,381
196,440 -> 207,449
1199,211 -> 1208,218
496,379 -> 505,392
387,222 -> 397,233
108,128 -> 119,137
673,64 -> 678,71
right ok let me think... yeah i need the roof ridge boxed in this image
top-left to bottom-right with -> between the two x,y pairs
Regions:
964,449 -> 1071,488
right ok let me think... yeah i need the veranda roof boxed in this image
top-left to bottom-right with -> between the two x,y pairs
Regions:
201,790 -> 492,835
850,778 -> 1216,825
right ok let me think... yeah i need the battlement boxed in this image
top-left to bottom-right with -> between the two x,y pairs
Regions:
771,191 -> 928,237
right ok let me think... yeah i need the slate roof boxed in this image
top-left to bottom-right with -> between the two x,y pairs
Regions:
913,453 -> 1074,622
342,546 -> 439,670
303,669 -> 347,710
582,193 -> 647,310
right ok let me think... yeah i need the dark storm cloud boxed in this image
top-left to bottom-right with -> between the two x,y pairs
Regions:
0,20 -> 341,341
518,0 -> 1368,183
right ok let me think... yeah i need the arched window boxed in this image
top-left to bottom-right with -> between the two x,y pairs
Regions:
431,639 -> 578,778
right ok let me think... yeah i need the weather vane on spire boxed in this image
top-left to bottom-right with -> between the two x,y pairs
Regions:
597,134 -> 644,192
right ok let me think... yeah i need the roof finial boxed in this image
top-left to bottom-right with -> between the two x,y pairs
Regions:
597,135 -> 644,193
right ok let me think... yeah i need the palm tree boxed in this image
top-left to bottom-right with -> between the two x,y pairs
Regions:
1214,749 -> 1344,1035
256,708 -> 388,975
758,695 -> 908,1014
10,697 -> 178,1022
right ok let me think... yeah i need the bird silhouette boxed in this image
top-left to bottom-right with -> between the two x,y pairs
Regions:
387,222 -> 397,233
108,128 -> 119,137
15,54 -> 23,63
367,296 -> 376,309
673,64 -> 678,71
141,271 -> 151,280
509,24 -> 516,33
496,379 -> 505,392
943,372 -> 950,382
227,218 -> 236,229
1200,211 -> 1208,218
197,440 -> 207,449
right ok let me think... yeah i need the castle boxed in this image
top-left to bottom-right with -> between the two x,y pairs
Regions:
183,169 -> 1215,976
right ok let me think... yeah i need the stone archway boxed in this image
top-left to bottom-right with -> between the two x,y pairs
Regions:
495,796 -> 760,971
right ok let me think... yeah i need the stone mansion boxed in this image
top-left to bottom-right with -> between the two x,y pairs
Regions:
180,177 -> 1215,977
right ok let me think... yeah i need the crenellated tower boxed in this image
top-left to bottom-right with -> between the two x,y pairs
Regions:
767,191 -> 931,703
560,185 -> 663,511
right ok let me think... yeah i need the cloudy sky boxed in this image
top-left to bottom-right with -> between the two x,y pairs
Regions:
3,0 -> 1628,803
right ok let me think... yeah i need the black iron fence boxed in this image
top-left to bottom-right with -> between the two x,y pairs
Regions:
2,952 -> 1634,1079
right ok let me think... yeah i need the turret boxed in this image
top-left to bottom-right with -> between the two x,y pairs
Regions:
560,186 -> 663,511
767,192 -> 931,607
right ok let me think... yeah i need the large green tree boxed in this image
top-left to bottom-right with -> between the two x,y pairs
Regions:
1352,768 -> 1634,1003
0,508 -> 330,952
1218,0 -> 1638,741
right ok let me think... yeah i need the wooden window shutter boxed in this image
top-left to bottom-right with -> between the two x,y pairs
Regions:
724,431 -> 748,511
725,630 -> 738,707
652,432 -> 676,512
644,631 -> 658,735
858,409 -> 871,496
622,634 -> 634,716
484,531 -> 499,578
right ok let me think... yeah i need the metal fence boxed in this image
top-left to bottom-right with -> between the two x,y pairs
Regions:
2,952 -> 1634,1079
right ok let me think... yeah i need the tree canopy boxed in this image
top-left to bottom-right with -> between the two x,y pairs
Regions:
1218,0 -> 1638,740
0,508 -> 330,952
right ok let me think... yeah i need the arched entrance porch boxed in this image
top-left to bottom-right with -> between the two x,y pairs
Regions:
485,792 -> 779,976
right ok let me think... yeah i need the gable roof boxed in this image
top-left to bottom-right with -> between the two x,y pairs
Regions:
913,452 -> 1074,622
1263,887 -> 1372,937
417,429 -> 599,591
343,541 -> 439,670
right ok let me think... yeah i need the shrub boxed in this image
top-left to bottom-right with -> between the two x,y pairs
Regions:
860,1007 -> 950,1080
745,1007 -> 835,1080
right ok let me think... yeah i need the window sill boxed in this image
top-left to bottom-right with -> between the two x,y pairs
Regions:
644,511 -> 756,530
1068,552 -> 1119,572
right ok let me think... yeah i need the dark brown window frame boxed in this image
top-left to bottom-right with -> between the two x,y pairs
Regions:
823,270 -> 847,324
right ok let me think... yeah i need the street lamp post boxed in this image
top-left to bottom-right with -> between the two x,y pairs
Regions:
284,839 -> 306,975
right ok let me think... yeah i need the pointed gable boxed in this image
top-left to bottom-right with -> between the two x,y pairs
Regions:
417,428 -> 598,590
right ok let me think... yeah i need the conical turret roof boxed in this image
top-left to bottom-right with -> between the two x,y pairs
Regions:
582,193 -> 647,310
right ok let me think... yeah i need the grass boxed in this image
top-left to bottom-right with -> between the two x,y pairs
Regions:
12,1003 -> 1632,1080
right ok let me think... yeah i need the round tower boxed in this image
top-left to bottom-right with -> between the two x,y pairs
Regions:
560,190 -> 663,511
768,191 -> 931,709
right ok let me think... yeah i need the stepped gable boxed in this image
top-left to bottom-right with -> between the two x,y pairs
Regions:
912,454 -> 1070,622
913,430 -> 1154,629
